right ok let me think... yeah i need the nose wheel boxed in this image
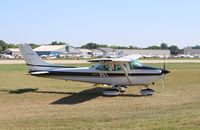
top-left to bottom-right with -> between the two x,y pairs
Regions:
103,88 -> 120,96
140,87 -> 155,96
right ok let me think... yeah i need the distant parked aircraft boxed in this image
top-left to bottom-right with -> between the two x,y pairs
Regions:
0,54 -> 14,59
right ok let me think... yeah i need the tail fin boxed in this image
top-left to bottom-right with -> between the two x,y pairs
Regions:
18,44 -> 56,72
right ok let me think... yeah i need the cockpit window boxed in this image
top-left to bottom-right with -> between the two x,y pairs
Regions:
91,64 -> 126,71
113,64 -> 122,71
129,60 -> 143,69
94,64 -> 111,71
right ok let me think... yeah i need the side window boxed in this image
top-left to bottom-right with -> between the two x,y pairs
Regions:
113,64 -> 122,71
95,64 -> 110,71
112,64 -> 127,71
95,63 -> 129,71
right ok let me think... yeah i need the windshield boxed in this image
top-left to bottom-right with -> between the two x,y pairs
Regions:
129,60 -> 143,69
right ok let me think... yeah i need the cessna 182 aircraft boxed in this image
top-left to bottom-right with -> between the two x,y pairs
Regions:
18,44 -> 170,96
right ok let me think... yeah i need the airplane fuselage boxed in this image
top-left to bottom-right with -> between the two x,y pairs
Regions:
32,65 -> 165,86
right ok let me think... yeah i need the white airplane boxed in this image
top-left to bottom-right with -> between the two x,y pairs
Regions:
18,44 -> 170,96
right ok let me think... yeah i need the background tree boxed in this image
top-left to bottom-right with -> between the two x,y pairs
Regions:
8,44 -> 17,48
128,45 -> 139,49
160,43 -> 169,50
192,45 -> 200,49
81,42 -> 107,49
146,45 -> 161,50
50,41 -> 66,45
29,43 -> 40,49
169,45 -> 180,55
0,40 -> 8,52
0,46 -> 2,52
81,43 -> 98,49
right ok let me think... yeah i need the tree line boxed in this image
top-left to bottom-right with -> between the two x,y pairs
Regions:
0,40 -> 200,55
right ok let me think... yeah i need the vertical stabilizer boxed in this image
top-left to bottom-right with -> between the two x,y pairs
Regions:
18,44 -> 55,71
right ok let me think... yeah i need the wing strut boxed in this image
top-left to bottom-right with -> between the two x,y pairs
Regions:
120,62 -> 132,85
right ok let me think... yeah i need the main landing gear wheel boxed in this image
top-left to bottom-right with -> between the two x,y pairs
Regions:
140,88 -> 155,96
103,88 -> 120,96
103,85 -> 128,96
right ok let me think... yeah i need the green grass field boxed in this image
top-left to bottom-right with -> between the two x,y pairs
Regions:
0,63 -> 200,130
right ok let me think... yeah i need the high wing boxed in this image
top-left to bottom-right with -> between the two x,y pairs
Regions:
88,54 -> 142,63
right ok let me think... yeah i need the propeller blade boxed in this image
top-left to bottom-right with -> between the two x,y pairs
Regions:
163,56 -> 166,70
161,74 -> 165,92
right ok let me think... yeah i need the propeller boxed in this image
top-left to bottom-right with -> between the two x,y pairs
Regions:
163,56 -> 166,70
161,72 -> 165,91
161,56 -> 166,92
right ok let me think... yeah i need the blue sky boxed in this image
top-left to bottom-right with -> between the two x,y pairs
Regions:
0,0 -> 200,48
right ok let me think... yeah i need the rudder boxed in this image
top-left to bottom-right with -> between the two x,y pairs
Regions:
18,43 -> 55,71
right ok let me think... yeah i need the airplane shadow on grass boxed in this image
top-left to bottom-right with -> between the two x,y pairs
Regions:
51,87 -> 106,105
0,87 -> 142,105
51,90 -> 142,105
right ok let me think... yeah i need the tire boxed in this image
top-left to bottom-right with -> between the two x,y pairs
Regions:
103,89 -> 120,96
140,88 -> 155,96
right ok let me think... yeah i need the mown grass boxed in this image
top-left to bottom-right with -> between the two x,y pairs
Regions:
0,63 -> 200,130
